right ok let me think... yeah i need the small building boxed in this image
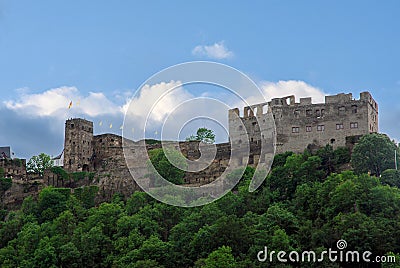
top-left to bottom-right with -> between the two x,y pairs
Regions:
52,150 -> 64,167
0,146 -> 13,159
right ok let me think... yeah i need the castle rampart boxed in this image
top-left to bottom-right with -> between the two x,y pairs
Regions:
229,91 -> 378,154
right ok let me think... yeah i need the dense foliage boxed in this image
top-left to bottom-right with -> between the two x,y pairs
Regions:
351,133 -> 399,176
0,147 -> 399,267
148,148 -> 187,185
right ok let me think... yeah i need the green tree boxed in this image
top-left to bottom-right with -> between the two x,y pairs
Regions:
33,237 -> 57,268
131,235 -> 171,265
351,133 -> 398,176
37,187 -> 69,222
202,246 -> 236,268
131,259 -> 164,268
0,177 -> 12,193
27,153 -> 53,177
148,148 -> 186,185
381,169 -> 400,188
186,127 -> 216,144
59,242 -> 81,268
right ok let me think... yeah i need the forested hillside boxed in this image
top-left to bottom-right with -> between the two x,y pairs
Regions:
0,140 -> 400,267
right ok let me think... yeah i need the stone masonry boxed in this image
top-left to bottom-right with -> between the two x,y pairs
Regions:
60,91 -> 378,190
0,92 -> 379,207
229,91 -> 378,154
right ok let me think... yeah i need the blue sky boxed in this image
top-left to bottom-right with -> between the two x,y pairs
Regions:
1,0 -> 400,159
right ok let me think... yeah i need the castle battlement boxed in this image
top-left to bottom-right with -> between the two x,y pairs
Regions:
60,91 -> 379,193
230,92 -> 377,115
229,91 -> 378,154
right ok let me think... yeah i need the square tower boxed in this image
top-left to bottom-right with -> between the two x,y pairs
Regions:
64,118 -> 94,172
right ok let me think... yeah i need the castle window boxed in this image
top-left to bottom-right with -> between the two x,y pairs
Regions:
292,127 -> 300,133
331,138 -> 336,144
350,122 -> 358,129
352,105 -> 358,114
294,110 -> 300,118
82,126 -> 84,130
317,125 -> 325,131
321,109 -> 325,116
336,123 -> 344,130
71,124 -> 74,128
252,122 -> 257,126
338,106 -> 346,113
249,155 -> 254,165
316,109 -> 321,118
89,128 -> 92,132
306,109 -> 313,116
306,126 -> 312,132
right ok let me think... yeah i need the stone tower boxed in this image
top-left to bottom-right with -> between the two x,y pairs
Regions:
64,118 -> 94,172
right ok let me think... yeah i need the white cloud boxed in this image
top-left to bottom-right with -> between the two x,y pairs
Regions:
192,41 -> 234,59
122,80 -> 194,123
3,80 -> 328,146
259,80 -> 326,104
4,80 -> 325,121
233,80 -> 327,113
4,86 -> 120,117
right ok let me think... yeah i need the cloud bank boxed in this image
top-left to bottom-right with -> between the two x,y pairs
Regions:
3,80 -> 327,159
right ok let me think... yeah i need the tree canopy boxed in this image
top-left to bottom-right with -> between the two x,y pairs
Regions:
351,133 -> 398,176
27,153 -> 53,177
186,127 -> 216,144
148,148 -> 187,185
0,147 -> 399,267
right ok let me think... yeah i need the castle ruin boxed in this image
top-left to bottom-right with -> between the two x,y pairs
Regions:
60,91 -> 377,184
0,91 -> 379,207
229,91 -> 378,154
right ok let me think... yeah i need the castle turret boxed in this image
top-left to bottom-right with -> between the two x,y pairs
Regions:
64,118 -> 93,172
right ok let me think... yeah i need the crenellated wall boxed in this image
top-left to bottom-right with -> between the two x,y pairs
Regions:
229,91 -> 378,154
53,91 -> 379,200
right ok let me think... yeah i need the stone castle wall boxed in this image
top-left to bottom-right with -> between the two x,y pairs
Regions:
0,91 -> 380,208
0,158 -> 27,180
56,91 -> 378,197
229,91 -> 378,154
